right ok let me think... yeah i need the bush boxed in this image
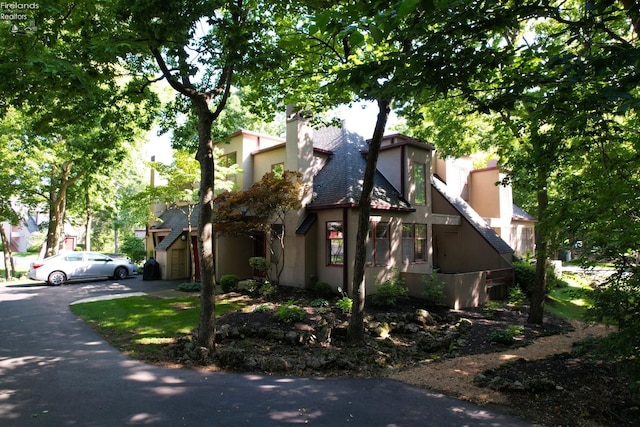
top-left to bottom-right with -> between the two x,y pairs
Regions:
372,274 -> 408,307
220,274 -> 239,293
260,280 -> 278,298
422,271 -> 445,306
513,261 -> 536,295
120,236 -> 146,264
314,281 -> 334,299
248,257 -> 268,275
508,286 -> 526,310
514,260 -> 562,296
336,296 -> 353,313
310,298 -> 329,307
274,300 -> 306,323
587,272 -> 640,331
176,282 -> 201,292
488,325 -> 524,345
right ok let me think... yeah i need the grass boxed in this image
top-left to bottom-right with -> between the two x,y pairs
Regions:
70,295 -> 244,362
545,273 -> 595,320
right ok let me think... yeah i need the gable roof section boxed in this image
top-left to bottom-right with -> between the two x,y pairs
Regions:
432,177 -> 514,254
512,204 -> 537,222
309,126 -> 412,211
151,207 -> 199,251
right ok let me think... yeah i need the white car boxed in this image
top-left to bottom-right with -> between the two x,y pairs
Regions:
28,251 -> 138,285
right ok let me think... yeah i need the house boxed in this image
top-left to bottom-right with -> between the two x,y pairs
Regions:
148,107 -> 516,308
433,155 -> 537,256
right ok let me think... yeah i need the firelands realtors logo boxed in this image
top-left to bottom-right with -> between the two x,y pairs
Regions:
1,2 -> 39,33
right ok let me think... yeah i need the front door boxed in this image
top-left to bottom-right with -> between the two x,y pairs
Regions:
252,232 -> 266,277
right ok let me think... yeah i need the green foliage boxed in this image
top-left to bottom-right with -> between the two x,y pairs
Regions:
220,274 -> 240,293
488,325 -> 524,345
372,274 -> 408,307
422,271 -> 445,306
508,286 -> 526,311
120,236 -> 145,264
254,303 -> 273,313
336,296 -> 353,314
580,331 -> 640,393
244,279 -> 260,295
274,300 -> 306,323
70,294 -> 242,360
176,282 -> 202,293
587,272 -> 640,331
260,280 -> 278,298
314,281 -> 334,299
483,300 -> 503,319
513,261 -> 536,295
310,298 -> 329,307
248,257 -> 268,275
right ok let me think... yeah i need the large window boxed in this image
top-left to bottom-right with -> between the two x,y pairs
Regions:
366,222 -> 390,266
413,162 -> 427,205
402,224 -> 427,263
219,151 -> 237,167
327,221 -> 344,265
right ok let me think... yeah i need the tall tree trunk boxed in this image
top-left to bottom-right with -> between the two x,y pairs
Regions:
0,226 -> 12,279
528,161 -> 550,324
85,185 -> 92,251
347,99 -> 391,344
194,96 -> 218,349
45,161 -> 81,257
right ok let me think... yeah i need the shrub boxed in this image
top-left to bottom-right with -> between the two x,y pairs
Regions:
513,261 -> 536,295
488,325 -> 524,345
310,298 -> 329,307
513,260 -> 561,296
336,296 -> 353,313
176,282 -> 201,292
587,272 -> 640,331
220,274 -> 239,293
372,274 -> 408,307
249,257 -> 268,275
120,236 -> 146,264
422,271 -> 445,306
260,280 -> 278,298
508,286 -> 526,310
483,300 -> 503,318
274,300 -> 306,323
314,281 -> 334,299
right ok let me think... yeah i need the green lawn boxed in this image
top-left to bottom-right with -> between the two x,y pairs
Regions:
71,295 -> 244,362
545,273 -> 595,320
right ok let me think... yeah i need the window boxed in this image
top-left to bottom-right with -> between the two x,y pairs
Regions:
326,221 -> 344,265
413,162 -> 427,205
403,224 -> 427,263
272,163 -> 284,178
366,222 -> 390,266
219,152 -> 237,167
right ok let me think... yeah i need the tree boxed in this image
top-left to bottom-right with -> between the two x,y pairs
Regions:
262,0 -> 536,343
114,0 -> 295,349
214,170 -> 303,283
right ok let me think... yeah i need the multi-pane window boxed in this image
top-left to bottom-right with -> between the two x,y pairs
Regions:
219,152 -> 237,167
413,162 -> 427,205
327,221 -> 344,265
403,224 -> 427,263
366,222 -> 390,266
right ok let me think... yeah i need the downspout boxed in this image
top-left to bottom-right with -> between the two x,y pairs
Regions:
342,207 -> 349,291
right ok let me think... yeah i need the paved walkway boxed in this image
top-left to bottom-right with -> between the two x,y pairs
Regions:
0,277 -> 535,426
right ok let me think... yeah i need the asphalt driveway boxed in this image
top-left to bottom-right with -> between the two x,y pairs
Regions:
0,276 -> 535,426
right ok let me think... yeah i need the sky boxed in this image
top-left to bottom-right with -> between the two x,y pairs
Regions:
142,101 -> 400,165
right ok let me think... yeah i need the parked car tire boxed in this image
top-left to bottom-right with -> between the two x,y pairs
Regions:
48,271 -> 66,286
113,267 -> 128,280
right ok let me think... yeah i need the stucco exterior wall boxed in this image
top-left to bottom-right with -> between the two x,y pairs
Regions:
432,188 -> 511,273
469,167 -> 501,218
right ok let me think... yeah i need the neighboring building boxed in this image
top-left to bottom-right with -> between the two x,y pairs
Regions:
433,155 -> 536,257
148,108 -> 516,308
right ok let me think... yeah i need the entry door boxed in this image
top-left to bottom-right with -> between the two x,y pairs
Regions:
252,232 -> 266,277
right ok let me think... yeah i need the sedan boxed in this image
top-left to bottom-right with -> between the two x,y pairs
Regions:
28,251 -> 138,285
